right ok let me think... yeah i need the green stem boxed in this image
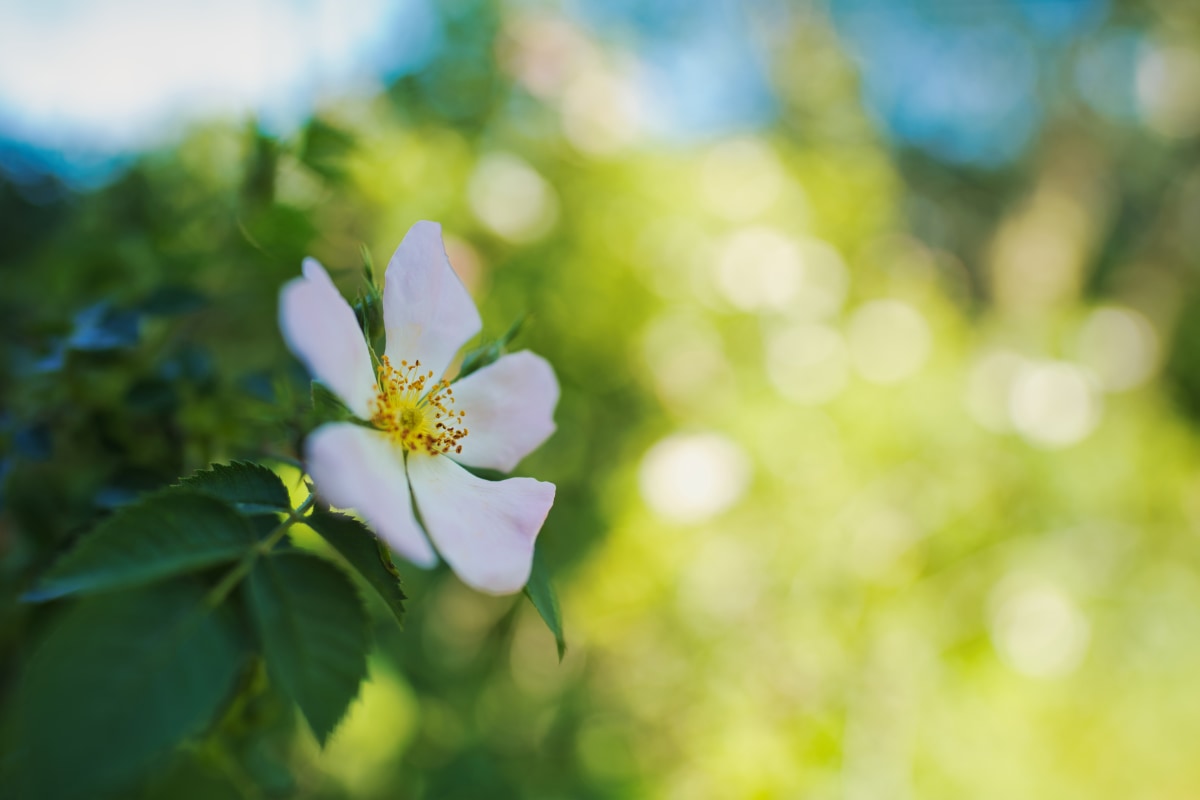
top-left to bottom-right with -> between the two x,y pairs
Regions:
205,494 -> 315,608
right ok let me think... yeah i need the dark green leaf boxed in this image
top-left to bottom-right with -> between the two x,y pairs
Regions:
141,752 -> 243,800
13,581 -> 245,800
138,285 -> 208,317
242,128 -> 277,206
26,491 -> 259,602
307,509 -> 407,628
311,381 -> 380,432
239,202 -> 316,261
219,675 -> 298,798
524,548 -> 566,661
176,461 -> 292,516
456,314 -> 527,380
462,464 -> 508,482
246,551 -> 369,745
312,381 -> 356,424
298,118 -> 355,181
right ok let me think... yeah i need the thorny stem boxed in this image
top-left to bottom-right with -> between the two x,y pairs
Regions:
205,493 -> 316,608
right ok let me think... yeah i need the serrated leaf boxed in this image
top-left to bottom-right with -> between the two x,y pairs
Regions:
26,491 -> 259,602
177,461 -> 291,515
246,551 -> 369,746
13,581 -> 245,800
457,314 -> 527,380
306,509 -> 407,628
524,548 -> 566,661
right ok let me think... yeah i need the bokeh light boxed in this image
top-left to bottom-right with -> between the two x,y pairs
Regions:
7,0 -> 1200,797
637,432 -> 751,524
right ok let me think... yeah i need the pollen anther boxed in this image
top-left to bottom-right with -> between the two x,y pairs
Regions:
370,356 -> 468,455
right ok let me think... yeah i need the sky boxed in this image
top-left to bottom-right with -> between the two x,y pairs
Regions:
0,0 -> 1116,184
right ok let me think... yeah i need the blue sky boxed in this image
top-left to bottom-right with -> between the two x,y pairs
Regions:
0,0 -> 1112,184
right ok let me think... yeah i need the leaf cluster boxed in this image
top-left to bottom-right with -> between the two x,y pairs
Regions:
5,462 -> 408,799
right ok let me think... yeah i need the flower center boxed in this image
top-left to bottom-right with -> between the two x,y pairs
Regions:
370,356 -> 468,455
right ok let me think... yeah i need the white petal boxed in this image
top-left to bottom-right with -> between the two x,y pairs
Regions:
382,221 -> 482,380
406,453 -> 555,595
306,423 -> 437,568
450,351 -> 559,472
279,258 -> 377,419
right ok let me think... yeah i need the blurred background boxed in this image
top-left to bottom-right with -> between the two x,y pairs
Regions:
4,0 -> 1200,797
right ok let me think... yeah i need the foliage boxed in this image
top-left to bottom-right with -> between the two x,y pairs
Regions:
246,551 -> 369,745
12,581 -> 244,800
6,463 -> 394,797
523,548 -> 566,661
307,509 -> 409,628
25,491 -> 260,601
5,0 -> 1200,798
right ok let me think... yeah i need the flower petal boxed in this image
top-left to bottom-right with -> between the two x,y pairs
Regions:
306,423 -> 437,568
449,351 -> 559,473
406,452 -> 555,594
382,221 -> 482,380
279,258 -> 377,418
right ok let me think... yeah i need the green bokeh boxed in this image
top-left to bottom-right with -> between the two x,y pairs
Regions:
5,1 -> 1200,798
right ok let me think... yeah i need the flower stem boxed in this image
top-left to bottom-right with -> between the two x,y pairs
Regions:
205,493 -> 315,608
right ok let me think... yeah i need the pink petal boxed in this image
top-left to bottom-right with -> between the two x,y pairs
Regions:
382,221 -> 482,380
306,423 -> 437,568
449,351 -> 559,473
406,452 -> 555,594
279,258 -> 377,419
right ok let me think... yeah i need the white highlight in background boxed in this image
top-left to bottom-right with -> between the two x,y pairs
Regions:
638,432 -> 751,523
989,575 -> 1091,678
847,300 -> 932,384
1076,306 -> 1159,392
1009,361 -> 1101,448
468,153 -> 559,242
766,322 -> 850,406
965,350 -> 1026,433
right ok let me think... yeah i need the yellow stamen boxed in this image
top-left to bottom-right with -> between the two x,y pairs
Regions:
370,356 -> 468,455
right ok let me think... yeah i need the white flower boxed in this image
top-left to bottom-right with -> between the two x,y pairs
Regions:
279,221 -> 558,595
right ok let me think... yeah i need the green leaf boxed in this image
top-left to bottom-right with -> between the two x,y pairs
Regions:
524,548 -> 566,661
138,284 -> 209,317
457,314 -> 527,380
352,264 -> 385,368
241,128 -> 278,206
352,292 -> 385,370
306,509 -> 407,628
176,461 -> 291,515
13,581 -> 245,800
141,753 -> 243,800
359,242 -> 378,289
462,464 -> 508,482
311,381 -> 382,432
298,118 -> 355,181
312,381 -> 356,423
246,551 -> 369,745
26,491 -> 259,602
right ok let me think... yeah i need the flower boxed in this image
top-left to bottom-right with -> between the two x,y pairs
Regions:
279,221 -> 558,594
